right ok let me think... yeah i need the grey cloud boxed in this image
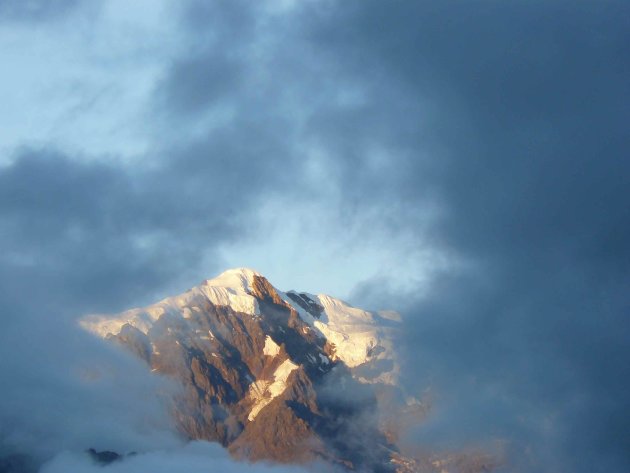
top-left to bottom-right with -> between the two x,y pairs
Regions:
0,0 -> 89,22
0,140 -> 298,315
40,441 -> 311,473
154,0 -> 262,120
182,0 -> 260,38
0,149 -> 217,314
315,2 -> 630,471
0,312 -> 180,463
158,52 -> 245,116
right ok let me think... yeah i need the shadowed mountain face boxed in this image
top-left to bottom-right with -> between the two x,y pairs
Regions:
80,269 -> 488,472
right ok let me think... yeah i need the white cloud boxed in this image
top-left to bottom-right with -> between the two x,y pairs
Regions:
41,441 -> 310,473
0,317 -> 180,459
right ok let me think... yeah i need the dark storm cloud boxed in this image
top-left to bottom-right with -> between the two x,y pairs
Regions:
317,1 -> 630,471
0,149 -> 228,315
0,139 -> 301,316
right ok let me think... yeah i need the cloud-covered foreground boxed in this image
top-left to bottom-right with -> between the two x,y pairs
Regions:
41,441 -> 310,473
0,315 -> 180,462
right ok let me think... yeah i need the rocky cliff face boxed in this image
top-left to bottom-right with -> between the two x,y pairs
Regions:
80,269 -> 484,472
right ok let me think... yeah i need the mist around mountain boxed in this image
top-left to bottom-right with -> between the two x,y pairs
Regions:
78,268 -> 431,472
0,269 -> 499,473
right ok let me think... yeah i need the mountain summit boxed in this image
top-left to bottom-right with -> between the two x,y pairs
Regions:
80,268 -> 413,471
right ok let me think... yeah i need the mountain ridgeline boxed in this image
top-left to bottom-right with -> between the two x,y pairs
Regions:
80,269 -> 421,471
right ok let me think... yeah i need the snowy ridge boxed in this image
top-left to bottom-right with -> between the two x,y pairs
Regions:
81,268 -> 400,385
199,268 -> 261,315
80,268 -> 261,337
279,292 -> 399,383
247,358 -> 298,421
263,335 -> 281,357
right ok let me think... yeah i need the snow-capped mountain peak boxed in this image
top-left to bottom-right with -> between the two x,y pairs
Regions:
202,267 -> 262,292
82,268 -> 399,380
79,268 -> 405,469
